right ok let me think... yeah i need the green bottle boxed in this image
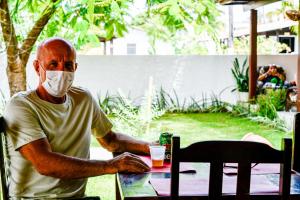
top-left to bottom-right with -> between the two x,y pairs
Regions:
159,132 -> 173,162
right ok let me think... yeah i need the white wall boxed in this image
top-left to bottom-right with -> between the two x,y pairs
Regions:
108,29 -> 174,55
0,54 -> 297,104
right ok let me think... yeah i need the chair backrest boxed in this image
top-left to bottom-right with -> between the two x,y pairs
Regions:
0,116 -> 8,200
170,136 -> 292,200
293,112 -> 300,172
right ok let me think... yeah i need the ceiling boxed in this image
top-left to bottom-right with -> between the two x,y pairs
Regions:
216,0 -> 281,9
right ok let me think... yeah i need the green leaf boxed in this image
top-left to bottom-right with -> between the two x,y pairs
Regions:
74,18 -> 90,32
231,57 -> 249,92
105,23 -> 115,39
111,1 -> 121,18
87,0 -> 95,23
169,2 -> 181,19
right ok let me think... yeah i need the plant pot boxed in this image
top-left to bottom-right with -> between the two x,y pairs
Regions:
238,91 -> 249,102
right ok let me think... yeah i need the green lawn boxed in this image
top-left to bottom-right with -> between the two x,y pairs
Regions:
86,113 -> 290,199
151,113 -> 290,149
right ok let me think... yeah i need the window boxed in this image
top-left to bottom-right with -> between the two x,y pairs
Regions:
127,43 -> 136,55
278,36 -> 295,53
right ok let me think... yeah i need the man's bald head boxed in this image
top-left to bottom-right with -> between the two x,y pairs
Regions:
33,37 -> 77,88
36,38 -> 76,61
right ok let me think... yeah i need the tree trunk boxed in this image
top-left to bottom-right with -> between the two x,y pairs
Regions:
6,60 -> 27,96
1,0 -> 57,96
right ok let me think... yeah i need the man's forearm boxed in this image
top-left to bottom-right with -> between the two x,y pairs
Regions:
98,131 -> 150,155
32,151 -> 117,179
114,133 -> 150,154
258,73 -> 267,81
19,135 -> 151,179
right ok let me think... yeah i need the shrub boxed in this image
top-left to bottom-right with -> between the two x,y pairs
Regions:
256,89 -> 287,120
96,87 -> 289,133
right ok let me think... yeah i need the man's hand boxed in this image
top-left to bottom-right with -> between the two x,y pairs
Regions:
108,152 -> 150,173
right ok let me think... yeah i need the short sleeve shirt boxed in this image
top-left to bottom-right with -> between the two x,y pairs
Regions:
4,87 -> 112,199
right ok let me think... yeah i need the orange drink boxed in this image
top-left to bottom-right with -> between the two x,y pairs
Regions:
149,146 -> 166,168
152,159 -> 164,167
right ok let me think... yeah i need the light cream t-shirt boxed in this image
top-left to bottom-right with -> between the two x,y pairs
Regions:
4,87 -> 112,199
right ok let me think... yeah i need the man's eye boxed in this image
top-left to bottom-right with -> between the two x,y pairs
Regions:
49,63 -> 58,68
65,64 -> 74,71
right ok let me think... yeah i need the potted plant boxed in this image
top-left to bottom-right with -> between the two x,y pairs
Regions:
231,57 -> 249,102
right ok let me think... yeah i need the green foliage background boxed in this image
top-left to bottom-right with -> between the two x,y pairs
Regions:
0,0 -> 220,53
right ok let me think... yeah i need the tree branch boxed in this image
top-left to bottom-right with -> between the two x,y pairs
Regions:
0,0 -> 19,69
20,3 -> 57,65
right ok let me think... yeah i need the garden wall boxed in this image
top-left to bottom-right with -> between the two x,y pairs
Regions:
0,54 -> 297,104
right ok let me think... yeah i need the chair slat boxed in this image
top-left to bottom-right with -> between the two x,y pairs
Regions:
209,161 -> 223,200
279,138 -> 292,200
171,136 -> 180,199
236,162 -> 251,200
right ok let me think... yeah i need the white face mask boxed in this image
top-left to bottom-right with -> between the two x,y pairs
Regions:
42,71 -> 74,97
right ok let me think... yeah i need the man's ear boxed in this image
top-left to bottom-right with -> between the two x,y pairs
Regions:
75,63 -> 78,71
33,60 -> 40,75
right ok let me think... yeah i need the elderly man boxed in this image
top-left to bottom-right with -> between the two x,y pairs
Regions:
4,38 -> 150,199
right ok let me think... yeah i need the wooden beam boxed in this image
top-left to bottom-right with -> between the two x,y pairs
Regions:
243,0 -> 280,10
249,9 -> 257,101
217,0 -> 280,8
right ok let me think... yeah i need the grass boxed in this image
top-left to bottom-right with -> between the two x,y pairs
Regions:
151,113 -> 289,149
86,113 -> 290,199
85,175 -> 115,200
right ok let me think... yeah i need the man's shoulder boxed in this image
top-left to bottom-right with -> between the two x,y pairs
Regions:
8,90 -> 36,105
4,90 -> 37,119
68,86 -> 93,101
69,86 -> 91,95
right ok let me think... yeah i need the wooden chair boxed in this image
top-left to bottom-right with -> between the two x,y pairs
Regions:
293,112 -> 300,172
170,136 -> 292,200
0,116 -> 8,200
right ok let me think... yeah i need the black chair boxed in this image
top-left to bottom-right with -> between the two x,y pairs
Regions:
0,116 -> 8,200
293,112 -> 300,172
170,136 -> 292,200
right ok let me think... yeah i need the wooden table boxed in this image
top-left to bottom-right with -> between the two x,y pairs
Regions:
116,163 -> 300,200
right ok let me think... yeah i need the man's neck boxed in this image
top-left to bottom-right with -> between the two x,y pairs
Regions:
36,85 -> 66,104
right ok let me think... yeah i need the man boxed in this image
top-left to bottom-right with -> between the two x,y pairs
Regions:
4,38 -> 150,199
257,64 -> 286,87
